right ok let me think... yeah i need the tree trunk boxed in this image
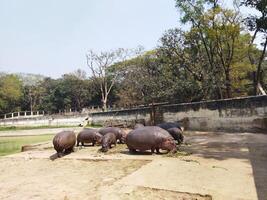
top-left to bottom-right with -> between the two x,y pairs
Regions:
256,37 -> 267,94
225,69 -> 232,98
102,97 -> 107,111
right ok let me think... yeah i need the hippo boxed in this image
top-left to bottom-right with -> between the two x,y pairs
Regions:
126,126 -> 177,154
157,122 -> 182,131
101,132 -> 117,152
53,131 -> 76,157
134,123 -> 145,129
98,127 -> 126,143
167,127 -> 184,144
77,129 -> 102,147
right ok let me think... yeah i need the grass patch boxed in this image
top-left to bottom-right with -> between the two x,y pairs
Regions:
164,150 -> 192,158
104,144 -> 127,154
0,134 -> 54,156
85,124 -> 103,128
0,125 -> 76,131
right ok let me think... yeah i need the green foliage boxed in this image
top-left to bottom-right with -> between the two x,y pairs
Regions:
0,74 -> 23,114
160,1 -> 260,99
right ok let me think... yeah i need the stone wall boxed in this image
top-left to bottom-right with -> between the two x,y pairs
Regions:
0,114 -> 88,127
90,96 -> 267,133
1,96 -> 266,133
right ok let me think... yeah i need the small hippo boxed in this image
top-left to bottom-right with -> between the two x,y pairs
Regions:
134,123 -> 145,129
157,122 -> 182,131
53,131 -> 76,157
101,132 -> 117,152
126,126 -> 177,154
98,127 -> 126,143
77,129 -> 102,147
167,127 -> 184,145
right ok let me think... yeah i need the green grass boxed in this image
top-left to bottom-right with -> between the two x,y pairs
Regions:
0,134 -> 54,156
85,124 -> 103,128
0,125 -> 76,131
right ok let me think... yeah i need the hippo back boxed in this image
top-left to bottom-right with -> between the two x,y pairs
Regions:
77,129 -> 100,141
157,122 -> 181,131
53,131 -> 76,152
134,123 -> 145,129
98,127 -> 124,140
126,126 -> 173,151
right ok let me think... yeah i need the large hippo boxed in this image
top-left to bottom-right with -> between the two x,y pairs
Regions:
53,131 -> 76,157
98,127 -> 126,143
77,129 -> 102,147
101,132 -> 117,152
167,127 -> 184,144
126,126 -> 177,154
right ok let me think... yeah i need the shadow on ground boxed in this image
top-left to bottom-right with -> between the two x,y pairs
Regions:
183,131 -> 267,200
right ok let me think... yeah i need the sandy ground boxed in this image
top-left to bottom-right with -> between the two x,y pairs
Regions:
0,130 -> 267,200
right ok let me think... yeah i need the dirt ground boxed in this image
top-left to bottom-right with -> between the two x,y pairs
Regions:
0,129 -> 266,200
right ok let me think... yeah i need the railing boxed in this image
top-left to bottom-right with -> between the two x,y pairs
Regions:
0,111 -> 45,120
0,102 -> 168,120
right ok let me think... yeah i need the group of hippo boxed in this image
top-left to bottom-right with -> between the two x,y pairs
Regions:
53,122 -> 184,157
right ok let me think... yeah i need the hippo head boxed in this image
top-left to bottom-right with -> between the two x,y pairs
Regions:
101,143 -> 109,152
161,138 -> 177,153
120,130 -> 127,143
95,133 -> 103,144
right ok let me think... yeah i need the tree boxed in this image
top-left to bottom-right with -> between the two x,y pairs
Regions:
171,0 -> 255,98
241,0 -> 267,94
114,49 -> 203,106
0,74 -> 23,114
86,48 -> 141,111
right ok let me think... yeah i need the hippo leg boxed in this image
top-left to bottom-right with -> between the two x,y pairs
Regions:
151,148 -> 155,154
77,141 -> 80,147
57,151 -> 62,158
156,148 -> 160,154
92,142 -> 95,146
82,142 -> 84,146
129,148 -> 136,153
65,146 -> 74,154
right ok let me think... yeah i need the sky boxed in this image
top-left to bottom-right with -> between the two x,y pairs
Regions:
0,0 -> 262,78
0,0 -> 180,78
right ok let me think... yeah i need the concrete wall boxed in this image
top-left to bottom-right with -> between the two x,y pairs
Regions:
0,114 -> 88,127
1,96 -> 266,133
90,96 -> 267,133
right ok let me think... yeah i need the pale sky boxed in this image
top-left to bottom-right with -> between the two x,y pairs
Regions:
0,0 -> 261,78
0,0 -> 179,78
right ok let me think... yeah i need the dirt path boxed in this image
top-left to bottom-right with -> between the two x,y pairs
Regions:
0,131 -> 266,200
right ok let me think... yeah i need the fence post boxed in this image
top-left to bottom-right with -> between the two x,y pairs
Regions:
18,112 -> 20,117
11,113 -> 14,118
4,114 -> 6,119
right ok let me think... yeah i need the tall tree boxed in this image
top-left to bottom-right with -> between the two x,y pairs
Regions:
86,48 -> 141,111
173,0 -> 253,98
241,0 -> 267,94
